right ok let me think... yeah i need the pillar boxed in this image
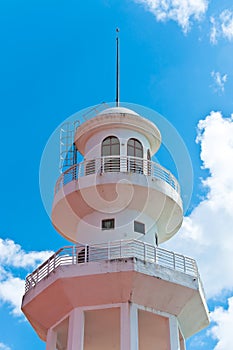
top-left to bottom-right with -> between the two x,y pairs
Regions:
169,315 -> 180,350
46,328 -> 57,350
67,308 -> 84,350
121,302 -> 138,350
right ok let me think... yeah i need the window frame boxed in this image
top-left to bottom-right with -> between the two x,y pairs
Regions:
101,218 -> 115,230
134,221 -> 145,234
101,136 -> 120,157
127,138 -> 143,158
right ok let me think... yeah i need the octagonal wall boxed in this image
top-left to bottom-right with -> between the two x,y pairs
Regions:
22,258 -> 209,342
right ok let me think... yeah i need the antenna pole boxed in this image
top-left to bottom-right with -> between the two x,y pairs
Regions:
116,28 -> 120,107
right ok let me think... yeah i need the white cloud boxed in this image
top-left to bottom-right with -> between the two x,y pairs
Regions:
164,111 -> 233,298
210,16 -> 218,44
0,238 -> 52,316
210,10 -> 233,44
0,343 -> 11,350
211,71 -> 227,94
0,238 -> 52,269
0,271 -> 25,316
134,0 -> 208,33
220,10 -> 233,41
210,296 -> 233,349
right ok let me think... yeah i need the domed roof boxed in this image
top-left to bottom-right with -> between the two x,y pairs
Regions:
98,106 -> 140,116
75,105 -> 161,155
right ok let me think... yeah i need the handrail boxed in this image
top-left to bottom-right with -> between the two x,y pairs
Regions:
55,156 -> 180,194
25,240 -> 198,293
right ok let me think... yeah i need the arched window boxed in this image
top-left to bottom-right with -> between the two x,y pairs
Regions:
127,138 -> 143,158
101,136 -> 120,156
101,136 -> 120,172
127,138 -> 143,173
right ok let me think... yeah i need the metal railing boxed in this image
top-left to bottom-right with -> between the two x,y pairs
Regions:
25,240 -> 198,293
55,156 -> 180,194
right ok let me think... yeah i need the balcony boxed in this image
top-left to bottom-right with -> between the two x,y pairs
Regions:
22,239 -> 209,340
24,239 -> 198,294
55,156 -> 180,194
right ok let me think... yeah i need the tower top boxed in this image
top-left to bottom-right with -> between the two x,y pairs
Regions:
98,106 -> 139,116
74,106 -> 161,156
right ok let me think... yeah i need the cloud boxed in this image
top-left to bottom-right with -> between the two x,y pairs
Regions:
211,71 -> 227,94
210,10 -> 233,44
0,238 -> 52,268
133,0 -> 208,33
164,111 -> 233,298
210,16 -> 218,44
210,296 -> 233,349
220,10 -> 233,40
0,238 -> 52,316
0,343 -> 11,350
0,271 -> 26,316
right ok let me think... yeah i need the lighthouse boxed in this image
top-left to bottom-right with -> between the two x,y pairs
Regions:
21,34 -> 209,350
21,103 -> 209,349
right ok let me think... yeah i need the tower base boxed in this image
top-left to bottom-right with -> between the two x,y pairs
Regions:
45,302 -> 185,350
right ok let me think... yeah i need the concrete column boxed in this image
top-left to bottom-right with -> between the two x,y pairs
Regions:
169,316 -> 180,350
46,328 -> 57,350
121,302 -> 138,350
67,308 -> 84,350
130,303 -> 139,350
121,303 -> 130,349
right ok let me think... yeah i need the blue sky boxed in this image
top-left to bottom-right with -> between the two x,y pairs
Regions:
1,0 -> 233,349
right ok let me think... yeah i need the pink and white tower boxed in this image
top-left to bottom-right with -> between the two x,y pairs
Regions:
22,104 -> 209,350
22,32 -> 209,350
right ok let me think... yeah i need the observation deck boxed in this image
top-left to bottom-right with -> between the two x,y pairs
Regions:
24,240 -> 196,293
55,156 -> 180,194
52,156 -> 183,244
22,240 -> 209,341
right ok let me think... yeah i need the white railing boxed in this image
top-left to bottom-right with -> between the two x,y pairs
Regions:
55,156 -> 180,194
25,240 -> 198,293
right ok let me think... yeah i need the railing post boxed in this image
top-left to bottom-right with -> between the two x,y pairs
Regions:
108,241 -> 110,260
72,246 -> 75,265
144,243 -> 146,261
47,258 -> 50,275
75,164 -> 78,180
101,157 -> 104,174
183,255 -> 186,273
154,246 -> 157,264
78,162 -> 82,178
75,245 -> 78,264
173,252 -> 176,270
85,245 -> 88,263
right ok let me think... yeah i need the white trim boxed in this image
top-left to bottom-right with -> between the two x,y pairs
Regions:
120,303 -> 131,350
48,313 -> 70,331
136,303 -> 172,319
169,315 -> 180,350
120,303 -> 139,350
130,303 -> 139,350
77,302 -> 122,312
46,328 -> 57,350
67,308 -> 84,350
